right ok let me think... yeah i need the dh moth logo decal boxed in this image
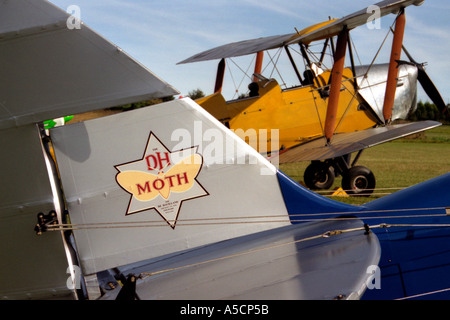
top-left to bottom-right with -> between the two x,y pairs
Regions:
114,132 -> 209,229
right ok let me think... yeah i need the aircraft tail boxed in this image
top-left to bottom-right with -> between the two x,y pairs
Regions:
50,98 -> 296,275
51,98 -> 369,276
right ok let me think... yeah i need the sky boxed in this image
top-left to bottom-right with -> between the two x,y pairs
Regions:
48,0 -> 450,103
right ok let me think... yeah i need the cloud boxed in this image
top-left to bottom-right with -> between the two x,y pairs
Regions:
241,0 -> 309,20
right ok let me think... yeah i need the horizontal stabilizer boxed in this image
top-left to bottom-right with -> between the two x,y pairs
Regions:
102,218 -> 380,300
277,121 -> 441,163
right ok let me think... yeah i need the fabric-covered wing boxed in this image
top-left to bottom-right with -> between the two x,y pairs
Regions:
277,121 -> 440,163
293,0 -> 424,45
178,33 -> 296,65
178,0 -> 424,65
101,219 -> 380,300
0,0 -> 178,130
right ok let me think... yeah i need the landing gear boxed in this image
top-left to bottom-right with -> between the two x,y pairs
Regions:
304,161 -> 335,190
303,151 -> 376,196
342,166 -> 376,196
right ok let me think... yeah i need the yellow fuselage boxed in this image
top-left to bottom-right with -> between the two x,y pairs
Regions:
196,68 -> 377,153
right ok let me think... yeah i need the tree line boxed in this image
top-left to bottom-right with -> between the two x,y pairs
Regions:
408,101 -> 450,123
109,89 -> 205,111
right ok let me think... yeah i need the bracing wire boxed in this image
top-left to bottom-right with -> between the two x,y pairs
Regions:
227,56 -> 255,99
395,287 -> 450,300
265,48 -> 286,87
355,16 -> 398,113
43,206 -> 449,232
41,205 -> 450,285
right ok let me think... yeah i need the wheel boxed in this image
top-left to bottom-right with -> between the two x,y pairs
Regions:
303,162 -> 335,190
342,166 -> 376,196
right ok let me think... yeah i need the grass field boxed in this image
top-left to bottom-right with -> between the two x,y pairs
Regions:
279,124 -> 450,205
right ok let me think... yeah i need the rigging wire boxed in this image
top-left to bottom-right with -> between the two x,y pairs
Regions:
265,48 -> 286,87
41,208 -> 450,293
356,16 -> 398,114
362,17 -> 397,77
332,84 -> 359,135
49,209 -> 450,299
311,88 -> 326,137
227,56 -> 255,99
395,287 -> 450,300
43,206 -> 449,231
304,44 -> 332,72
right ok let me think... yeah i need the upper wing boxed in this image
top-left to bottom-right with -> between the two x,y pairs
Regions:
0,0 -> 178,130
178,0 -> 425,65
277,120 -> 440,163
292,0 -> 425,45
177,33 -> 297,65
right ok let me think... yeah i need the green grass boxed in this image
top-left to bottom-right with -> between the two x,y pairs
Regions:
279,125 -> 450,205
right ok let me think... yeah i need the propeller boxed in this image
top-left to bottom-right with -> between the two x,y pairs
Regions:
401,45 -> 448,116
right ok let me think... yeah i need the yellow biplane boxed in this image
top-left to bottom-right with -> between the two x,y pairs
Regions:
178,0 -> 446,195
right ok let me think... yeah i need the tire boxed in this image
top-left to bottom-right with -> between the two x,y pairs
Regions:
342,166 -> 376,196
303,162 -> 335,190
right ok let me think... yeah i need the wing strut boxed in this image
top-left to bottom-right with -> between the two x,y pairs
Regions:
253,51 -> 264,82
382,8 -> 406,123
300,43 -> 322,91
285,46 -> 304,85
324,28 -> 348,144
214,58 -> 226,93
